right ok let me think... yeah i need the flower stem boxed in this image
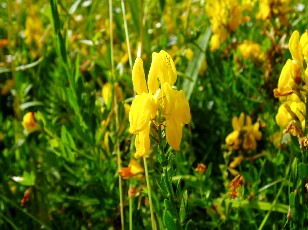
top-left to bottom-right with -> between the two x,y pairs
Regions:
129,182 -> 133,230
121,0 -> 133,70
143,157 -> 156,230
109,0 -> 124,229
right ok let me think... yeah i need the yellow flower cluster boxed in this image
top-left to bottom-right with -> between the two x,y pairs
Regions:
225,113 -> 262,151
237,41 -> 264,60
205,0 -> 252,50
274,30 -> 308,140
129,51 -> 191,158
24,5 -> 44,58
256,0 -> 290,21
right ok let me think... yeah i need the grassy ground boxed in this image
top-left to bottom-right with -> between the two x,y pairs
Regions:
1,0 -> 308,229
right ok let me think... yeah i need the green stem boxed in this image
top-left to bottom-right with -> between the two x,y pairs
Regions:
143,157 -> 156,230
121,0 -> 133,70
109,0 -> 124,229
258,161 -> 291,230
158,125 -> 175,202
129,181 -> 133,230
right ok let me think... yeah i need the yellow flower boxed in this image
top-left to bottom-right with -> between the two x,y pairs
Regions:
24,5 -> 44,58
273,59 -> 294,97
238,41 -> 264,60
129,51 -> 191,158
102,82 -> 123,106
118,158 -> 144,179
256,0 -> 271,20
206,0 -> 252,51
276,103 -> 291,128
22,112 -> 39,133
226,113 -> 261,151
289,30 -> 303,68
229,156 -> 244,168
226,131 -> 241,150
300,31 -> 308,61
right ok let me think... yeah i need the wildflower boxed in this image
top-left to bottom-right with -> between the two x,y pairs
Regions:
21,188 -> 32,207
119,159 -> 144,179
274,31 -> 308,139
22,112 -> 39,134
24,5 -> 44,58
229,156 -> 244,168
129,51 -> 191,158
102,82 -> 123,107
206,0 -> 252,51
195,163 -> 207,173
128,187 -> 139,198
229,175 -> 243,199
256,0 -> 290,24
225,113 -> 261,151
273,60 -> 295,97
237,41 -> 264,60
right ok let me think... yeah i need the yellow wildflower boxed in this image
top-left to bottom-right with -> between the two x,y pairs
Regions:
206,0 -> 252,51
24,5 -> 44,58
195,163 -> 207,173
289,31 -> 303,67
229,156 -> 244,168
273,59 -> 294,97
226,113 -> 261,151
118,159 -> 144,179
22,112 -> 39,133
129,51 -> 191,158
238,41 -> 264,60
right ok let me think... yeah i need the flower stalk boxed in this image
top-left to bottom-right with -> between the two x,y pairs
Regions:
143,157 -> 156,230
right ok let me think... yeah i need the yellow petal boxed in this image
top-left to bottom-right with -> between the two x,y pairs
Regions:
229,156 -> 244,168
172,90 -> 191,124
300,31 -> 308,60
102,82 -> 112,105
134,125 -> 151,158
22,112 -> 39,133
245,115 -> 252,126
165,115 -> 182,151
148,52 -> 161,94
225,131 -> 241,150
132,57 -> 148,95
232,116 -> 240,131
159,50 -> 177,86
129,159 -> 144,175
289,30 -> 303,66
275,104 -> 289,128
161,82 -> 177,115
129,93 -> 157,134
253,122 -> 262,140
239,113 -> 245,128
274,59 -> 293,97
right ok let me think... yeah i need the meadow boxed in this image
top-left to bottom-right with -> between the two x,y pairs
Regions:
1,0 -> 308,229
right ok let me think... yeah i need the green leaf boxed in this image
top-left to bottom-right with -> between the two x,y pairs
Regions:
289,192 -> 298,221
185,219 -> 195,230
128,0 -> 140,36
180,190 -> 188,223
69,0 -> 82,15
156,178 -> 169,199
20,101 -> 43,110
298,163 -> 308,180
164,210 -> 177,230
164,199 -> 177,218
12,171 -> 36,186
291,157 -> 298,185
182,27 -> 211,101
61,125 -> 76,150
